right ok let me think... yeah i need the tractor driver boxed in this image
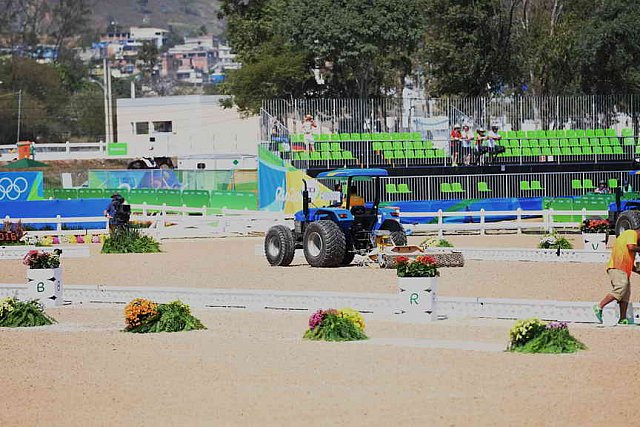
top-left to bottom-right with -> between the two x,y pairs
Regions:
344,184 -> 365,209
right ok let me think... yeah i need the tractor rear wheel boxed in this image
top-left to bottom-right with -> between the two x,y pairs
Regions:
303,220 -> 346,267
390,230 -> 408,246
265,225 -> 296,266
615,211 -> 640,236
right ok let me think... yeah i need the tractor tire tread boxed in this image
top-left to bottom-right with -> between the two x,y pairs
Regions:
303,220 -> 346,268
265,225 -> 296,266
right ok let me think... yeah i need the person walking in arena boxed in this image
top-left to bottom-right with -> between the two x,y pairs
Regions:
593,228 -> 640,324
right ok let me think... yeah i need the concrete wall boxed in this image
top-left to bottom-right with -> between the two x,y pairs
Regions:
116,95 -> 259,157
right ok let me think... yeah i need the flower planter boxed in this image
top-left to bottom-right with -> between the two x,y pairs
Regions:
26,268 -> 63,307
397,276 -> 438,323
582,233 -> 608,252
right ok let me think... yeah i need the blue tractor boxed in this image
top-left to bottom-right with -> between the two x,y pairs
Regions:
264,168 -> 407,267
608,173 -> 640,235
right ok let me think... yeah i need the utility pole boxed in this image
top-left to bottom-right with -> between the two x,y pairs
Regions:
16,89 -> 21,143
102,57 -> 114,143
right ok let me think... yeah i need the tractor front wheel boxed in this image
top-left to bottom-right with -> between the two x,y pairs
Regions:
265,225 -> 296,266
390,230 -> 408,246
615,211 -> 640,236
303,220 -> 346,267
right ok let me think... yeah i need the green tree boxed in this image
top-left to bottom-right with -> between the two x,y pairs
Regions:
137,41 -> 159,78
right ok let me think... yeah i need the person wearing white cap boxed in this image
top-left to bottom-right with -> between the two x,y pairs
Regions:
461,124 -> 474,165
450,123 -> 462,166
474,127 -> 488,165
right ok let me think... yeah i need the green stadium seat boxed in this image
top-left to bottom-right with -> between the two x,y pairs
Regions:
606,128 -> 616,137
383,150 -> 394,159
585,129 -> 595,137
477,182 -> 491,192
613,146 -> 624,155
391,132 -> 403,141
392,141 -> 403,150
600,137 -> 611,146
423,140 -> 434,149
372,141 -> 383,151
583,146 -> 593,155
415,149 -> 426,159
321,151 -> 331,160
568,138 -> 579,146
522,148 -> 532,156
579,138 -> 589,146
425,149 -> 435,159
561,147 -> 572,155
382,141 -> 393,151
539,139 -> 549,147
531,147 -> 542,156
410,132 -> 422,141
292,152 -> 301,161
331,151 -> 343,160
571,179 -> 582,190
520,181 -> 531,191
583,179 -> 594,189
349,133 -> 361,141
412,140 -> 423,150
589,137 -> 600,146
506,131 -> 517,138
440,183 -> 452,193
622,128 -> 633,137
603,146 -> 613,155
609,178 -> 618,188
623,137 -> 635,146
435,149 -> 448,158
360,133 -> 372,141
386,183 -> 398,194
529,139 -> 539,147
610,137 -> 621,146
339,134 -> 350,141
552,147 -> 562,156
342,151 -> 355,160
451,182 -> 465,192
330,134 -> 341,141
594,129 -> 605,137
397,183 -> 412,194
394,150 -> 405,158
571,146 -> 583,155
565,130 -> 576,138
636,145 -> 640,154
127,189 -> 158,205
310,151 -> 322,161
402,141 -> 413,150
516,130 -> 525,138
330,142 -> 342,151
575,130 -> 585,137
317,142 -> 328,151
542,147 -> 552,156
549,138 -> 560,147
531,180 -> 544,190
550,198 -> 576,222
559,138 -> 569,147
77,188 -> 104,199
520,139 -> 530,148
53,188 -> 78,200
406,150 -> 416,159
593,146 -> 603,154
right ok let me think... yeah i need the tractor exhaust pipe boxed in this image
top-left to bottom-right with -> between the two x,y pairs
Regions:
302,179 -> 310,222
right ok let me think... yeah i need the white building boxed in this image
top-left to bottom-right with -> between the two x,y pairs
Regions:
116,95 -> 259,157
214,42 -> 241,71
129,27 -> 168,49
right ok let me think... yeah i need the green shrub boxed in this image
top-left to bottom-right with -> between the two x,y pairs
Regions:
0,298 -> 56,327
125,300 -> 206,333
101,227 -> 160,254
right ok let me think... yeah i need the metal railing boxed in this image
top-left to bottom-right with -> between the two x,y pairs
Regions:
262,96 -> 640,141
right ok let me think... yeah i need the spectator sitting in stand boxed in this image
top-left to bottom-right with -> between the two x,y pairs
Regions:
594,180 -> 610,194
449,124 -> 462,167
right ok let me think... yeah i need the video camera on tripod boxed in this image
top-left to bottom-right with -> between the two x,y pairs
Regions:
110,194 -> 131,226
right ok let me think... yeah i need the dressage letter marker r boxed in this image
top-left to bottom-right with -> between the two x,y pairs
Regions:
410,292 -> 419,305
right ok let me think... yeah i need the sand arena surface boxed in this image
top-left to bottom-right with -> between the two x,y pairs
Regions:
2,233 -> 640,425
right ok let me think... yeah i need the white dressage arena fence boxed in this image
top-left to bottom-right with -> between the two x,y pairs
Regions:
0,245 -> 90,259
0,284 -> 635,326
426,247 -> 610,263
0,141 -> 108,161
402,208 -> 608,236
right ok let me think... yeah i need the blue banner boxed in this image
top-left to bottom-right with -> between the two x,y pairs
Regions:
0,171 -> 43,202
258,159 -> 286,211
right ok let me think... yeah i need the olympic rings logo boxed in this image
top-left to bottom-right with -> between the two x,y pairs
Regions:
0,177 -> 29,201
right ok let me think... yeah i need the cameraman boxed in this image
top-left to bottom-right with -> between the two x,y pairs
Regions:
104,193 -> 128,230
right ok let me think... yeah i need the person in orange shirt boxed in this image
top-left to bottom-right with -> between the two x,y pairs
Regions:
593,229 -> 640,324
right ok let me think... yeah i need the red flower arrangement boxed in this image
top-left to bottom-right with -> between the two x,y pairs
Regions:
580,219 -> 610,233
395,255 -> 439,277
